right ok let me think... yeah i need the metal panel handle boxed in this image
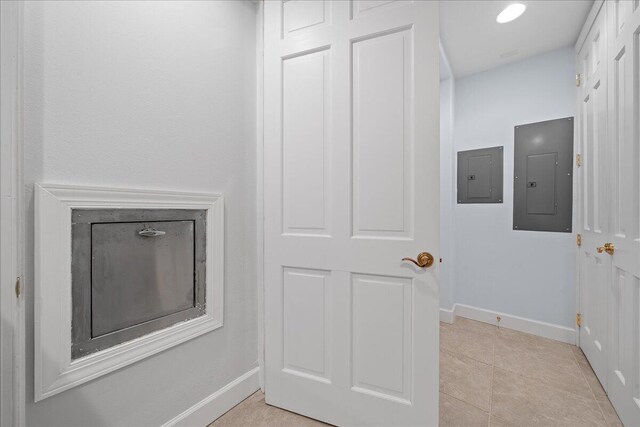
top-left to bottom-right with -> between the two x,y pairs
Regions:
138,228 -> 166,237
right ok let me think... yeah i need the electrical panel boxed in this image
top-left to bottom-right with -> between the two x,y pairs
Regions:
457,146 -> 503,204
513,117 -> 574,232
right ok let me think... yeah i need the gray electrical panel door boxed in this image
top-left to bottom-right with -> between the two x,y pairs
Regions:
513,117 -> 573,232
457,146 -> 503,203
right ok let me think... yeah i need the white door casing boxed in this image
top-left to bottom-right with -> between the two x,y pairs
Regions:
263,1 -> 440,425
604,1 -> 640,425
0,1 -> 24,425
577,2 -> 610,387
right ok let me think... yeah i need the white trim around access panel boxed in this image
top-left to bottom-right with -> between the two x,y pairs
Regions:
162,367 -> 260,427
441,304 -> 576,344
34,184 -> 225,401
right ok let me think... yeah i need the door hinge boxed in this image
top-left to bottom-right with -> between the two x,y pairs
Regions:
15,276 -> 21,298
576,313 -> 582,327
576,233 -> 582,247
576,73 -> 581,87
576,154 -> 582,167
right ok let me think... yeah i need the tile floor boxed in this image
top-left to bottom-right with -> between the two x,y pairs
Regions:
211,318 -> 623,427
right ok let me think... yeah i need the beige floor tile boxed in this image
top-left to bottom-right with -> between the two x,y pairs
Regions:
585,374 -> 609,403
597,398 -> 624,427
571,343 -> 586,359
441,322 -> 495,365
211,391 -> 328,427
573,348 -> 609,402
450,318 -> 498,337
440,349 -> 493,411
494,341 -> 592,399
208,322 -> 626,427
488,415 -> 517,427
440,392 -> 489,427
491,367 -> 607,427
496,327 -> 575,360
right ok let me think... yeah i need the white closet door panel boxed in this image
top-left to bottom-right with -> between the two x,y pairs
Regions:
352,29 -> 412,238
578,5 -> 610,387
282,0 -> 329,38
282,49 -> 331,235
351,274 -> 412,403
283,268 -> 332,381
606,2 -> 640,425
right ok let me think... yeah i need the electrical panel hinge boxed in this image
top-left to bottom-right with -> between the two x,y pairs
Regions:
576,74 -> 581,87
577,233 -> 582,247
576,154 -> 582,167
576,313 -> 582,327
15,276 -> 21,298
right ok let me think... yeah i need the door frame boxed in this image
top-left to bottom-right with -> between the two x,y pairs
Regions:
574,0 -> 606,349
0,1 -> 25,425
255,0 -> 266,392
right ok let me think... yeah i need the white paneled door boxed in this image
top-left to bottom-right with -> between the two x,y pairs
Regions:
263,1 -> 440,425
604,1 -> 640,425
578,1 -> 640,426
577,4 -> 610,386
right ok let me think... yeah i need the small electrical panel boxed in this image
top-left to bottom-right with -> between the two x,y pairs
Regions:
513,117 -> 574,232
457,146 -> 503,204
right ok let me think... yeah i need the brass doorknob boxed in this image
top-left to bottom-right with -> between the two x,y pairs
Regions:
402,252 -> 434,268
596,243 -> 615,255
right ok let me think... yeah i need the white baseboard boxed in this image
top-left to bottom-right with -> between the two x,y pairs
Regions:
439,307 -> 455,324
162,366 -> 260,427
441,304 -> 576,345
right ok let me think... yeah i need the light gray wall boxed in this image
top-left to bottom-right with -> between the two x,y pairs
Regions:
23,1 -> 258,425
439,48 -> 455,311
451,47 -> 576,327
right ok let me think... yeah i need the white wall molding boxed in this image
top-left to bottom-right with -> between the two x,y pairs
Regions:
443,303 -> 576,344
34,184 -> 225,401
162,367 -> 260,427
439,307 -> 455,324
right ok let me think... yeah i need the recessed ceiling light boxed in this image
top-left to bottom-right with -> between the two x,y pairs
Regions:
496,3 -> 527,24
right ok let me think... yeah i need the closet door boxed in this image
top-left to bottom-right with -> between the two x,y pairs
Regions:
263,1 -> 440,425
605,1 -> 640,425
577,4 -> 610,387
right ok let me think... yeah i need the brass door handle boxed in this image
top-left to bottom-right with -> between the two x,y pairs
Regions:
596,243 -> 615,255
402,252 -> 434,268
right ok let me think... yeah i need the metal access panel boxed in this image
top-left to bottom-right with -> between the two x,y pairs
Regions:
91,221 -> 195,337
71,209 -> 207,359
513,117 -> 574,232
457,146 -> 503,204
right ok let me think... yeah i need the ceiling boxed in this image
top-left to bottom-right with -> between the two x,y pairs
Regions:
440,1 -> 593,78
